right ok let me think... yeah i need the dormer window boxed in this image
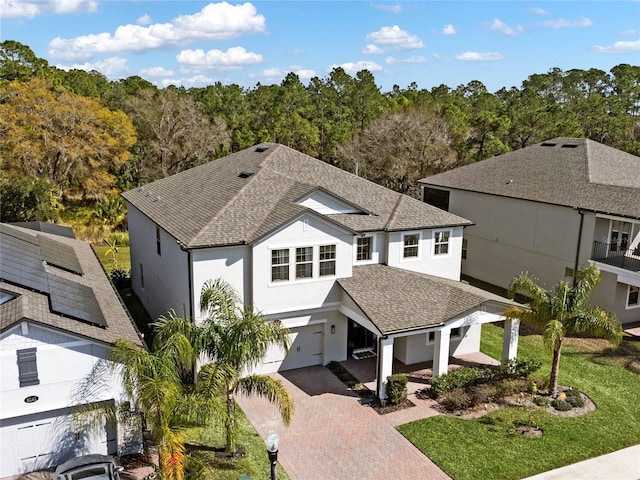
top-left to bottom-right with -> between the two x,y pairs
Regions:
356,237 -> 373,262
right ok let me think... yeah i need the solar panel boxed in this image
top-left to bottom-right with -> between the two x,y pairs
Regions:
38,234 -> 84,275
0,226 -> 107,328
48,275 -> 107,327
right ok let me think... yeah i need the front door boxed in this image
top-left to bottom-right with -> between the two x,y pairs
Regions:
347,318 -> 376,352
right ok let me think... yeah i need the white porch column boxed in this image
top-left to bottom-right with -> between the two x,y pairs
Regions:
432,329 -> 451,378
502,318 -> 520,361
376,336 -> 394,400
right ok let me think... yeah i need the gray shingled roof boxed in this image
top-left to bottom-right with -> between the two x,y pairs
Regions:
0,224 -> 143,347
420,138 -> 640,219
123,143 -> 472,248
338,264 -> 517,335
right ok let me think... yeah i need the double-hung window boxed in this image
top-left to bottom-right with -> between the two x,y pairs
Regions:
271,249 -> 290,282
356,237 -> 373,261
434,230 -> 450,255
295,247 -> 313,279
319,245 -> 336,276
403,233 -> 420,259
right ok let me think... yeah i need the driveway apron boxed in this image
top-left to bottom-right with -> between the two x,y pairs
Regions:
236,365 -> 450,480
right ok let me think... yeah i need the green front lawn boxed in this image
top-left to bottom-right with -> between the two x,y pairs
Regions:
181,409 -> 290,480
398,324 -> 640,480
93,244 -> 131,273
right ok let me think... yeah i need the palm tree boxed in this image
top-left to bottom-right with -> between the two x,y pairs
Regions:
108,333 -> 217,480
505,264 -> 623,397
196,279 -> 294,454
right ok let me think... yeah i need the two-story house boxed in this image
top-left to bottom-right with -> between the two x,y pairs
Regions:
420,138 -> 640,326
123,143 -> 520,400
0,223 -> 143,477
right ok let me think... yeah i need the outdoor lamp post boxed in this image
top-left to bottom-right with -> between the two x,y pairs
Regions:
264,430 -> 279,480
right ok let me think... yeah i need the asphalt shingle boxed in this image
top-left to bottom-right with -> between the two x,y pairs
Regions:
420,138 -> 640,219
123,143 -> 472,248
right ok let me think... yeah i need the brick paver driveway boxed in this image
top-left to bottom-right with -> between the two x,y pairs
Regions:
236,365 -> 450,480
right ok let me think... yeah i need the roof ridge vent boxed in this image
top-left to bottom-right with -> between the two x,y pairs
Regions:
541,142 -> 557,147
561,143 -> 578,148
255,146 -> 269,153
238,170 -> 255,179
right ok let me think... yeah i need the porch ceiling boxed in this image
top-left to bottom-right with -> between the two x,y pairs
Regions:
338,264 -> 518,335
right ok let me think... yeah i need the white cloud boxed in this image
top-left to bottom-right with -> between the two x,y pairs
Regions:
0,0 -> 40,18
0,0 -> 97,18
56,57 -> 129,77
543,17 -> 592,29
372,3 -> 401,13
455,51 -> 504,61
249,66 -> 316,82
177,46 -> 263,72
385,55 -> 426,65
160,75 -> 217,88
362,44 -> 384,54
48,2 -> 266,58
293,68 -> 315,79
290,48 -> 305,56
619,29 -> 637,36
52,0 -> 97,14
140,66 -> 175,77
443,24 -> 456,35
329,61 -> 384,74
489,19 -> 524,36
366,25 -> 424,50
137,13 -> 152,26
593,39 -> 640,54
529,7 -> 549,15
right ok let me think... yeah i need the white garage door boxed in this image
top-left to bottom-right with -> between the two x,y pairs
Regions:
0,407 -> 116,477
257,324 -> 325,373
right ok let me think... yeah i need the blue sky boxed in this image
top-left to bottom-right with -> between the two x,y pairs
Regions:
1,1 -> 639,93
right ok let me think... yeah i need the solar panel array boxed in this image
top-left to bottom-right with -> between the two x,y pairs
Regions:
0,225 -> 107,327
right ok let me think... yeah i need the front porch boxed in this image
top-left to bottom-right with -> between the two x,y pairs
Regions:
341,351 -> 500,395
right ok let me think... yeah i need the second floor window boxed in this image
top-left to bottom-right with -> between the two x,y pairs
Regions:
296,247 -> 313,279
403,234 -> 420,258
319,245 -> 336,276
272,249 -> 290,282
357,236 -> 373,261
434,231 -> 450,255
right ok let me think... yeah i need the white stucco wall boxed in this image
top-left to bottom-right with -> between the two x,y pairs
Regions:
126,204 -> 190,322
252,214 -> 352,314
387,227 -> 464,280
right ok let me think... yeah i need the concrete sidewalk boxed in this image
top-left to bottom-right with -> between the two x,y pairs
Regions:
522,444 -> 640,480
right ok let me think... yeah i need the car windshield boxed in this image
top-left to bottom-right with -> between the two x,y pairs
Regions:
68,466 -> 109,480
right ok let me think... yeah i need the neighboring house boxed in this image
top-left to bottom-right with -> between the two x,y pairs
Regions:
420,137 -> 640,326
123,143 -> 520,400
0,223 -> 143,478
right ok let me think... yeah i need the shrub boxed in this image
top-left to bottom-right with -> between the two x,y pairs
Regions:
430,367 -> 484,397
440,391 -> 474,412
107,231 -> 130,246
386,373 -> 408,405
551,399 -> 573,411
534,395 -> 550,407
110,267 -> 130,289
564,388 -> 584,407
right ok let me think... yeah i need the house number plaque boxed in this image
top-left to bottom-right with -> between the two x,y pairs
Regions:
24,395 -> 39,403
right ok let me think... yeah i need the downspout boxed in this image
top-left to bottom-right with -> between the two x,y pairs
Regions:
187,249 -> 194,321
573,210 -> 585,286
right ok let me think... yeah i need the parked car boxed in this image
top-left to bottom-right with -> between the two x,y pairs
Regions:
54,454 -> 124,480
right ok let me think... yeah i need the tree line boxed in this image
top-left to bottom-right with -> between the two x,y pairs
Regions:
1,40 -> 638,220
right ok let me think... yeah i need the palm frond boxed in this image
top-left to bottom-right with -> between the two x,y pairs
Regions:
573,264 -> 602,308
568,307 -> 623,345
200,278 -> 240,321
235,375 -> 295,425
195,362 -> 237,401
542,319 -> 564,351
508,272 -> 548,302
158,427 -> 186,480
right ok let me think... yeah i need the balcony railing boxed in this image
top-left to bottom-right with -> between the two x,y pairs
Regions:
591,241 -> 640,272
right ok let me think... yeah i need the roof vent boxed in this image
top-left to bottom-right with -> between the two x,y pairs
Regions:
255,146 -> 269,153
561,144 -> 578,149
238,170 -> 255,179
541,142 -> 556,147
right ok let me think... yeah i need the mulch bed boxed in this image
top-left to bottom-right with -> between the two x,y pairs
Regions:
369,398 -> 415,415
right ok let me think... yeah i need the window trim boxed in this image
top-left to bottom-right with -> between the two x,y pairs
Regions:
427,327 -> 463,344
295,246 -> 314,280
355,235 -> 375,263
627,285 -> 640,309
401,231 -> 421,261
271,248 -> 290,282
319,244 -> 336,277
432,229 -> 452,257
17,348 -> 39,387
